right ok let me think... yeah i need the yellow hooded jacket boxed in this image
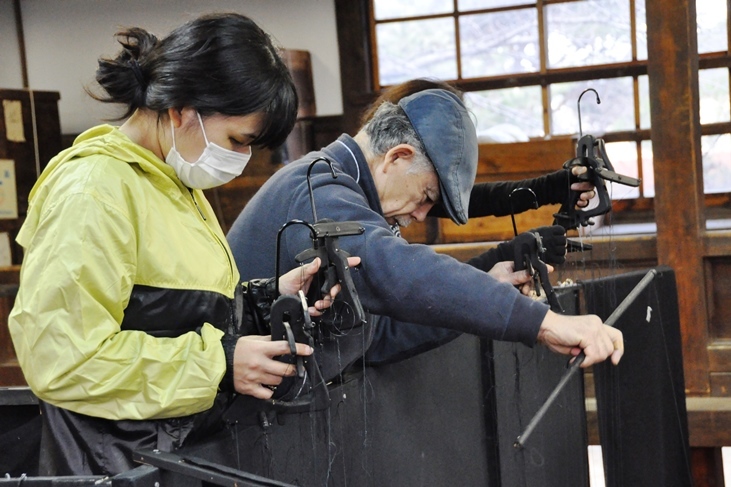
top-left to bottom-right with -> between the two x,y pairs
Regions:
9,125 -> 238,421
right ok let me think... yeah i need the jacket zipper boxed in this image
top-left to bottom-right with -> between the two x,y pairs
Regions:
188,188 -> 238,290
189,188 -> 207,221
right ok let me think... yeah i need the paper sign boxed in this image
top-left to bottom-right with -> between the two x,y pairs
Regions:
0,232 -> 11,266
0,160 -> 18,219
2,100 -> 26,143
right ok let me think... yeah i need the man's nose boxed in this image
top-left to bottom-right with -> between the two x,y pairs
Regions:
411,203 -> 434,222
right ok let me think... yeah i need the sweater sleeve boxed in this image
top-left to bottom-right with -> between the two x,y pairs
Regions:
283,177 -> 549,347
429,170 -> 570,219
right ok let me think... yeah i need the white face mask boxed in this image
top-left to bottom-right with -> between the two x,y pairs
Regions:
165,112 -> 252,189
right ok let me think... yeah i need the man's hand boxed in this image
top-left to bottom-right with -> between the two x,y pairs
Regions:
278,256 -> 362,316
232,335 -> 313,399
488,261 -> 554,296
537,310 -> 624,366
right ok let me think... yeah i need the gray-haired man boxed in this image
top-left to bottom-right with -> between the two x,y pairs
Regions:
227,89 -> 623,386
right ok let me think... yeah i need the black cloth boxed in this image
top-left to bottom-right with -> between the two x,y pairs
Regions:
584,266 -> 692,487
0,407 -> 41,477
38,393 -> 234,476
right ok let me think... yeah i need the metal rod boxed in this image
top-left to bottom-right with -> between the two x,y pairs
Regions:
577,88 -> 600,138
306,157 -> 337,223
508,187 -> 538,237
514,268 -> 657,449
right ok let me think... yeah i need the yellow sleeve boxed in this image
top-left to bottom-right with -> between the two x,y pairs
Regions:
9,191 -> 226,420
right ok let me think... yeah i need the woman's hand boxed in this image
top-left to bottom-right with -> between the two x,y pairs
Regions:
232,335 -> 313,399
570,165 -> 596,208
278,256 -> 362,316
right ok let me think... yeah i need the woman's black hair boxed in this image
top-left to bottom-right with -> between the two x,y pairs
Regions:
89,12 -> 298,149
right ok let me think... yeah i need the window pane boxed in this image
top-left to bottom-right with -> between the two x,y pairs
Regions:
635,0 -> 647,60
604,141 -> 640,199
641,140 -> 654,197
639,75 -> 650,129
702,134 -> 731,194
699,68 -> 730,124
376,18 -> 457,86
546,0 -> 632,68
458,0 -> 534,10
465,86 -> 544,139
550,78 -> 635,135
697,0 -> 728,53
374,0 -> 453,20
460,10 -> 539,77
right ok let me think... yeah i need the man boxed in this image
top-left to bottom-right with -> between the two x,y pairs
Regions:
227,89 -> 622,383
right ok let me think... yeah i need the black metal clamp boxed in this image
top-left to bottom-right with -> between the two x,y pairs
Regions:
266,157 -> 367,412
553,89 -> 641,230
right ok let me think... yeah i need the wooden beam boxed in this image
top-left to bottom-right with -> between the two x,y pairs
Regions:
334,0 -> 374,136
646,0 -> 710,394
586,397 -> 731,447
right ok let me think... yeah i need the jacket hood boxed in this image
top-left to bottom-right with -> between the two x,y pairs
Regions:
31,125 -> 176,201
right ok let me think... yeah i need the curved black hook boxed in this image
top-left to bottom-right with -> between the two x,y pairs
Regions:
307,157 -> 338,222
275,219 -> 318,297
577,88 -> 601,138
508,187 -> 538,237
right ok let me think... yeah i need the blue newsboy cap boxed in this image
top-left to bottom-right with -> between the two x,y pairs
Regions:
399,89 -> 478,225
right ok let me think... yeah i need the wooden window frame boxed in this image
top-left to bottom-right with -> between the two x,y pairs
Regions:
341,0 -> 731,223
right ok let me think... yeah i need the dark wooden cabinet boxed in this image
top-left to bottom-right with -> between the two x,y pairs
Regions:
0,89 -> 62,265
0,88 -> 61,386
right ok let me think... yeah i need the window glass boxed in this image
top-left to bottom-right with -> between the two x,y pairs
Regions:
550,78 -> 635,136
696,0 -> 728,53
458,0 -> 534,10
460,10 -> 539,77
605,141 -> 640,199
376,18 -> 457,86
638,75 -> 650,129
641,140 -> 654,197
465,86 -> 544,139
702,134 -> 731,194
369,0 -> 731,203
374,0 -> 453,20
546,0 -> 632,68
699,68 -> 730,124
635,0 -> 647,60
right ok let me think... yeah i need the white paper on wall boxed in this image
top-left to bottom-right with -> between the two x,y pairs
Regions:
0,159 -> 19,219
2,100 -> 26,143
0,232 -> 11,267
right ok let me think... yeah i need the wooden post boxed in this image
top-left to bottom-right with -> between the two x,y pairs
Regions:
646,0 -> 710,394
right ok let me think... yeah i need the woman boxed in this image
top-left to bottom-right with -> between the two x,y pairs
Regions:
8,12 -> 355,476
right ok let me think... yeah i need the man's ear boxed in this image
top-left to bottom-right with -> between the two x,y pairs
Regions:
383,144 -> 416,173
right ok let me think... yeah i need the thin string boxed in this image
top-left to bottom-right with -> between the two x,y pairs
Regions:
511,343 -> 528,487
